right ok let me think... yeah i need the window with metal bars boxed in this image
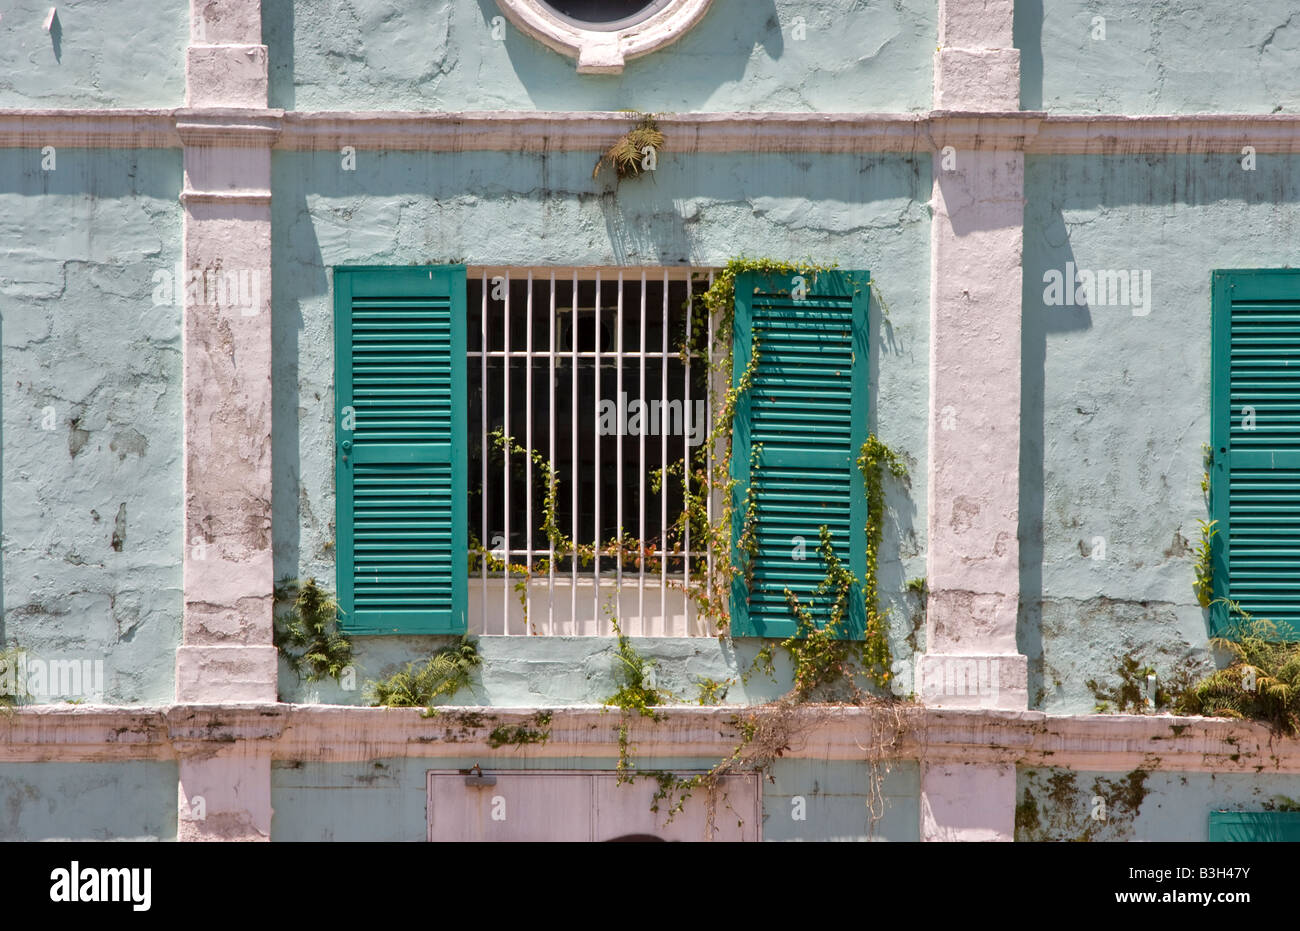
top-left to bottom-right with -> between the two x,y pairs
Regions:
465,268 -> 717,636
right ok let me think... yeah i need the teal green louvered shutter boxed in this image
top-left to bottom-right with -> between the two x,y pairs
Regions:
1211,270 -> 1300,640
335,265 -> 468,635
1209,810 -> 1300,841
730,270 -> 870,638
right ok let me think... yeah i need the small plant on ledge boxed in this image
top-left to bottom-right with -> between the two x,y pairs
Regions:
593,112 -> 664,181
365,635 -> 482,711
1177,604 -> 1300,735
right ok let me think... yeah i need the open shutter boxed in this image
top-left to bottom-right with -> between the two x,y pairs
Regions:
730,270 -> 870,638
335,265 -> 468,635
1212,270 -> 1300,639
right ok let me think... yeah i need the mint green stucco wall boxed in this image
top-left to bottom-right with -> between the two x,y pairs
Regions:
1018,765 -> 1300,842
270,147 -> 931,704
0,761 -> 179,840
1020,153 -> 1300,714
0,148 -> 184,705
0,0 -> 188,108
263,0 -> 935,112
1017,0 -> 1300,113
271,756 -> 919,841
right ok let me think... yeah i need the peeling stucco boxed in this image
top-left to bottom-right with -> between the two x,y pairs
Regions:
1017,0 -> 1300,114
0,148 -> 183,705
1020,153 -> 1300,713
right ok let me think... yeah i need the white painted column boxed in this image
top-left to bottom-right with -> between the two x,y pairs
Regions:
920,0 -> 1027,841
175,0 -> 277,840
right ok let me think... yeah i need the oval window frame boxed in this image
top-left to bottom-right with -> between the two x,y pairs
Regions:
495,0 -> 715,73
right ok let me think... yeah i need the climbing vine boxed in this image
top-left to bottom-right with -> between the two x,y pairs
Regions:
603,620 -> 673,782
1193,519 -> 1218,609
473,429 -> 661,633
473,257 -> 918,832
858,436 -> 910,686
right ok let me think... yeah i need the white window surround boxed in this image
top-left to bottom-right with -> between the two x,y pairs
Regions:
495,0 -> 715,73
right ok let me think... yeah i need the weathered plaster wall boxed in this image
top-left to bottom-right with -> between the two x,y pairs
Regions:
271,147 -> 930,704
271,755 -> 918,840
278,635 -> 876,706
263,0 -> 935,112
0,761 -> 178,840
1017,766 -> 1300,842
0,148 -> 184,705
1020,153 -> 1300,713
1016,0 -> 1300,114
0,0 -> 188,108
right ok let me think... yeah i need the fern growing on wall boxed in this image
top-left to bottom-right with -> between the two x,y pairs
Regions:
273,577 -> 354,684
365,636 -> 482,709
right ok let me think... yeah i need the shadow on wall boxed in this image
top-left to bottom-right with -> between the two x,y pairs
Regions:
1017,153 -> 1300,708
1013,0 -> 1043,111
263,0 -> 295,110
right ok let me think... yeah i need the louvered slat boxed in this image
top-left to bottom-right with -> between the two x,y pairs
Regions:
336,267 -> 468,635
731,271 -> 869,639
1213,272 -> 1300,638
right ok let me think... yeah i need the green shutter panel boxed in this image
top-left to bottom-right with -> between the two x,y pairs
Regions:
1209,810 -> 1300,841
730,270 -> 870,638
1212,270 -> 1300,639
335,265 -> 468,635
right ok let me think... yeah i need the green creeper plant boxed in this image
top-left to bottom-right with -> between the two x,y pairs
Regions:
273,577 -> 353,683
487,712 -> 553,748
603,619 -> 678,782
1193,518 -> 1218,608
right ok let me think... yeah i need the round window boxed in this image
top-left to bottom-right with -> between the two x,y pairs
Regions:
538,0 -> 673,31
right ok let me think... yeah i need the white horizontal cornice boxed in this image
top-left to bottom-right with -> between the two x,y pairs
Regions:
3,109 -> 1300,154
2,703 -> 1297,774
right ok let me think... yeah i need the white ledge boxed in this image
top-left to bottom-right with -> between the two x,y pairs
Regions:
2,109 -> 1300,153
2,703 -> 1299,773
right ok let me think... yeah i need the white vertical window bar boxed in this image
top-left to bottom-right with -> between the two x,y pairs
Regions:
592,270 -> 602,632
683,273 -> 693,636
638,271 -> 647,635
547,271 -> 557,636
502,271 -> 511,633
615,270 -> 624,636
660,269 -> 669,635
525,270 -> 534,634
570,270 -> 579,635
480,270 -> 489,632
